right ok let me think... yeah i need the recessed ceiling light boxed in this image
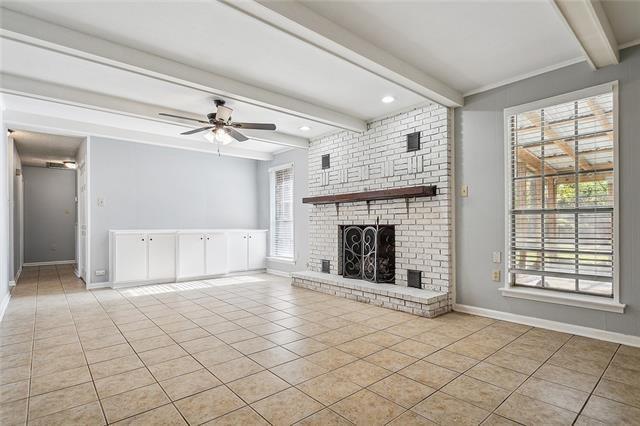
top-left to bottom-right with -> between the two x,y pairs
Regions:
381,96 -> 395,104
299,126 -> 311,131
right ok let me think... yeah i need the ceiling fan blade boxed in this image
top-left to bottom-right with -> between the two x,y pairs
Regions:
180,126 -> 213,135
230,122 -> 276,131
159,112 -> 209,124
227,128 -> 249,142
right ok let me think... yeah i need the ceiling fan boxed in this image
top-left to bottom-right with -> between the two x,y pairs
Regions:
159,99 -> 276,144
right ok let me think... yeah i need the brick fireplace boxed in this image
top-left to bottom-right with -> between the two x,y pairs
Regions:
292,103 -> 453,317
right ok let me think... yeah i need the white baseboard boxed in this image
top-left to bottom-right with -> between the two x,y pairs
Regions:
267,268 -> 292,278
0,292 -> 11,322
86,282 -> 111,290
14,266 -> 22,283
454,303 -> 640,348
23,260 -> 76,267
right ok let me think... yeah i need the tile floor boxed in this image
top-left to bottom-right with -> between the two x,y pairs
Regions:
1,265 -> 639,425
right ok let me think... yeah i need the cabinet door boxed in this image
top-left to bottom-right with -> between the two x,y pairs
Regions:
227,232 -> 248,272
177,234 -> 205,279
248,231 -> 267,270
205,233 -> 228,276
115,233 -> 148,282
148,233 -> 176,280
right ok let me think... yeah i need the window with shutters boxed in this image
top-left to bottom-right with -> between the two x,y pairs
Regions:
505,83 -> 618,300
270,164 -> 294,259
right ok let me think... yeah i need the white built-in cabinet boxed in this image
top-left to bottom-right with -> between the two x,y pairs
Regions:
109,229 -> 267,287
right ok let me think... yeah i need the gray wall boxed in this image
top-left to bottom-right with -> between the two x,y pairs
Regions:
455,46 -> 640,336
23,166 -> 77,263
12,144 -> 23,276
90,137 -> 261,283
258,148 -> 310,274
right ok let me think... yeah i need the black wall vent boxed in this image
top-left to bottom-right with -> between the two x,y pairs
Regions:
321,260 -> 331,273
321,154 -> 330,169
407,269 -> 422,288
407,132 -> 421,152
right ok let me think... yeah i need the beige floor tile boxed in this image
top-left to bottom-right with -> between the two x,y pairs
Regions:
94,367 -> 155,399
548,351 -> 609,376
573,414 -> 608,426
368,373 -> 435,408
249,346 -> 299,368
193,345 -> 244,368
495,392 -> 577,425
0,380 -> 29,404
129,335 -> 175,353
112,403 -> 186,425
207,356 -> 265,383
271,358 -> 329,385
28,382 -> 97,420
0,365 -> 31,386
412,332 -> 459,349
294,408 -> 352,426
160,368 -> 222,400
424,350 -> 478,373
251,387 -> 323,426
30,365 -> 92,396
412,391 -> 490,426
204,406 -> 268,425
147,355 -> 202,381
305,348 -> 357,370
180,336 -> 226,354
230,337 -> 277,355
441,375 -> 510,411
359,331 -> 405,347
297,372 -> 361,405
335,339 -> 383,358
332,359 -> 393,387
28,401 -> 105,426
175,386 -> 245,425
0,397 -> 27,426
216,329 -> 259,344
138,344 -> 189,366
389,339 -> 438,359
265,330 -> 306,345
603,364 -> 640,387
466,362 -> 527,391
89,354 -> 144,380
387,410 -> 436,425
364,349 -> 417,372
484,350 -> 542,375
516,377 -> 589,412
593,378 -> 640,408
331,389 -> 405,426
480,414 -> 520,425
533,363 -> 599,392
228,370 -> 290,404
84,343 -> 135,364
101,383 -> 170,423
399,360 -> 459,389
582,395 -> 640,425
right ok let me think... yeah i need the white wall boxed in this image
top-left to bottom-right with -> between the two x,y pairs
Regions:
23,166 -> 77,263
455,45 -> 640,336
11,143 -> 23,278
90,137 -> 261,283
258,148 -> 310,274
1,117 -> 11,316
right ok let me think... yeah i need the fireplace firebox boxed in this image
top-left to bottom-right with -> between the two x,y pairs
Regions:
340,223 -> 395,284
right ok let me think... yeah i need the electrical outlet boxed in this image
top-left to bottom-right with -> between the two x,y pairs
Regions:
95,270 -> 106,276
461,184 -> 469,197
97,197 -> 105,207
492,251 -> 502,263
492,270 -> 501,282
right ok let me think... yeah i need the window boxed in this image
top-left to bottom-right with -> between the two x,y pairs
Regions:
270,164 -> 294,259
505,83 -> 617,300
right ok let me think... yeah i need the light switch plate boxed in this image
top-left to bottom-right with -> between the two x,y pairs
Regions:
492,251 -> 502,263
492,270 -> 501,282
97,197 -> 105,207
461,184 -> 469,197
95,270 -> 106,276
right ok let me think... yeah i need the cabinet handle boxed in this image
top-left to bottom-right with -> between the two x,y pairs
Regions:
149,238 -> 153,241
141,238 -> 145,241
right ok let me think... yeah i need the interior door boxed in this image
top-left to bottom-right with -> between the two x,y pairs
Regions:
227,232 -> 248,272
177,233 -> 205,278
114,233 -> 147,282
205,232 -> 228,276
148,233 -> 176,280
248,231 -> 267,270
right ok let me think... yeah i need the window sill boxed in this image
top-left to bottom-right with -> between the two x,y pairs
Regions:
499,287 -> 625,313
267,257 -> 296,265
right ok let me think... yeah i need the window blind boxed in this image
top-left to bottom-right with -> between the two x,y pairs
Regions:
272,166 -> 294,258
508,91 -> 615,297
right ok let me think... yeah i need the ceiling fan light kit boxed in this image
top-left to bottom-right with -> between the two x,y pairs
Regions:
159,99 -> 277,144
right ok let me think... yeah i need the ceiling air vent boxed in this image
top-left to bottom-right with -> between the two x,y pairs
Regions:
46,162 -> 67,169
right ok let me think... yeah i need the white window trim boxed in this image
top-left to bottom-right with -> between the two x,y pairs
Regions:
269,162 -> 295,261
501,81 -> 625,313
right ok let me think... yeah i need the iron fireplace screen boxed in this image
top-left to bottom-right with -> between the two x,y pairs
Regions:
342,225 -> 395,283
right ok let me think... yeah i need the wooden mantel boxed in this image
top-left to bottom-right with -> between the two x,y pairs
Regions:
302,185 -> 437,205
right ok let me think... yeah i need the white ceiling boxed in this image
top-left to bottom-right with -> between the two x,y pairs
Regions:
12,129 -> 83,167
1,0 -> 638,160
300,0 -> 584,95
